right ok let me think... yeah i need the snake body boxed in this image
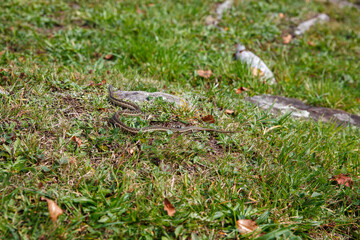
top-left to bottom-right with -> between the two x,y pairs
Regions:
108,85 -> 237,134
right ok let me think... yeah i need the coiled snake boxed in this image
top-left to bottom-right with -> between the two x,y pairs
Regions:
108,85 -> 238,134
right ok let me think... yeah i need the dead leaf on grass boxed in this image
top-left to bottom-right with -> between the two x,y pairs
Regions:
0,50 -> 5,56
92,52 -> 101,58
97,79 -> 106,86
224,109 -> 234,115
41,198 -> 64,222
18,56 -> 26,63
307,40 -> 316,46
236,219 -> 263,237
235,87 -> 250,94
163,198 -> 176,217
197,69 -> 212,79
71,136 -> 82,147
282,34 -> 292,44
278,13 -> 285,19
201,115 -> 215,123
331,174 -> 353,187
89,81 -> 95,87
104,54 -> 114,60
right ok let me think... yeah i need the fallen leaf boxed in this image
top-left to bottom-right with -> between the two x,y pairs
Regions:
148,3 -> 155,7
92,52 -> 101,58
331,174 -> 353,187
97,79 -> 106,86
98,108 -> 108,112
163,198 -> 175,217
19,56 -> 26,63
282,34 -> 292,44
236,219 -> 262,237
197,69 -> 212,79
136,8 -> 143,14
42,198 -> 64,222
236,87 -> 249,94
307,40 -> 316,46
251,67 -> 264,77
19,72 -> 26,79
89,81 -> 95,86
0,50 -> 5,56
224,109 -> 234,114
201,115 -> 215,123
71,136 -> 82,147
279,13 -> 285,19
104,54 -> 114,60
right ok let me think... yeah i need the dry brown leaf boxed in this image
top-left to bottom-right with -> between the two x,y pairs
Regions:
331,174 -> 353,187
97,79 -> 106,86
104,54 -> 114,60
236,87 -> 250,94
71,136 -> 82,147
197,69 -> 212,79
89,81 -> 95,86
224,109 -> 234,115
43,198 -> 64,222
282,34 -> 292,44
98,108 -> 108,112
0,50 -> 5,56
307,40 -> 316,46
201,115 -> 215,123
92,52 -> 101,58
251,67 -> 264,77
279,13 -> 285,19
163,198 -> 175,217
236,219 -> 262,237
148,3 -> 155,7
19,56 -> 26,63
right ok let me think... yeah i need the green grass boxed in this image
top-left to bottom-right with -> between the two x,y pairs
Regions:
1,0 -> 360,239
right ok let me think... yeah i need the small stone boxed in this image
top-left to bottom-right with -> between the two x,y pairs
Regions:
113,90 -> 190,108
233,44 -> 276,85
294,14 -> 330,36
246,95 -> 360,127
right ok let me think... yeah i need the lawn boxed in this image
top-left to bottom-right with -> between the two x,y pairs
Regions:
0,0 -> 359,239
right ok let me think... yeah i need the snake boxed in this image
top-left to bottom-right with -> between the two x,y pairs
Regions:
108,85 -> 238,134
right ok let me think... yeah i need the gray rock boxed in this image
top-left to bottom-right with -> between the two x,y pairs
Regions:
247,95 -> 360,127
216,0 -> 233,20
233,44 -> 276,85
205,0 -> 233,27
294,13 -> 330,36
113,90 -> 190,107
328,0 -> 360,10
